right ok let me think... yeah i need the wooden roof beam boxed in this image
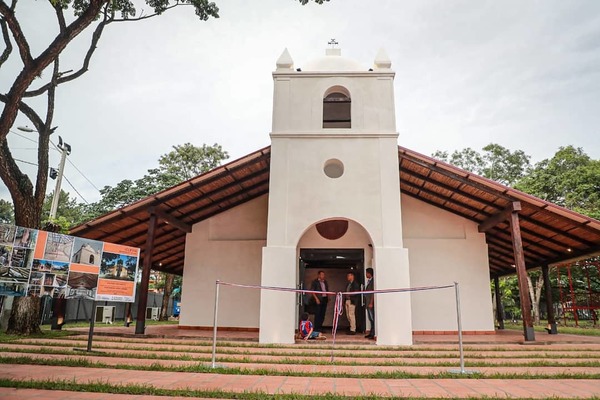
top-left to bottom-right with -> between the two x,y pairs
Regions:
150,207 -> 192,234
479,202 -> 521,233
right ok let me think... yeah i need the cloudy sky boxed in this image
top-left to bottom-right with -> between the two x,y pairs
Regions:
2,0 -> 600,205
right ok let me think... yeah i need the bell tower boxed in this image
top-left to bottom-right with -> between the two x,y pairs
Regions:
259,45 -> 412,345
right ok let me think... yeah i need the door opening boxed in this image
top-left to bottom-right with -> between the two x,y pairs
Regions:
298,248 -> 365,332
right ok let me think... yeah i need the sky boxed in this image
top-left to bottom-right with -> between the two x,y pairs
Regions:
2,0 -> 600,205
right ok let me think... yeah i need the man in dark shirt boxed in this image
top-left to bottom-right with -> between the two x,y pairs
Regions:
310,270 -> 329,331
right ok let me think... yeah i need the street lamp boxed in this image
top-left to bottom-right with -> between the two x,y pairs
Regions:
17,126 -> 71,220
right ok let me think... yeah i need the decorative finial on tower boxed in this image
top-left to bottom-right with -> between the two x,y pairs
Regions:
276,48 -> 294,70
328,38 -> 339,48
374,47 -> 392,70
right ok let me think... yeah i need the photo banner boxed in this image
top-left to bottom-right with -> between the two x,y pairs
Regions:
0,224 -> 140,302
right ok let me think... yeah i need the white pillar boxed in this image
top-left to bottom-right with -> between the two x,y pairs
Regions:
374,247 -> 413,345
259,246 -> 297,344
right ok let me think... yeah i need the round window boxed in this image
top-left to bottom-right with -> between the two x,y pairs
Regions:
323,159 -> 344,179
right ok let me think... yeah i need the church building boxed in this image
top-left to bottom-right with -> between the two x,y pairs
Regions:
71,46 -> 600,345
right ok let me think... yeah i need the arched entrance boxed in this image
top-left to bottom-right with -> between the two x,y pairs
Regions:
296,218 -> 374,334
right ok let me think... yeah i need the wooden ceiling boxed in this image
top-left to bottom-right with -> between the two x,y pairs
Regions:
70,145 -> 600,277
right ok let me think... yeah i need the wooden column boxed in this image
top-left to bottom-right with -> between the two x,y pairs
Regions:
135,212 -> 158,335
542,265 -> 557,334
509,211 -> 535,341
493,276 -> 504,330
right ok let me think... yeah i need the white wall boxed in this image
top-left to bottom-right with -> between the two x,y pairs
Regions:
179,195 -> 267,329
179,190 -> 495,333
401,194 -> 495,332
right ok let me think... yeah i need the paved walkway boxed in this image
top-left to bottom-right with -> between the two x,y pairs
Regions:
2,364 -> 600,398
3,327 -> 600,398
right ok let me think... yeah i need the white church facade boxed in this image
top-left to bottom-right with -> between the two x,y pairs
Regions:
72,46 -> 600,344
179,47 -> 494,345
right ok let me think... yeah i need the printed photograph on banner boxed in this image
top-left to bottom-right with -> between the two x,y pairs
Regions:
97,244 -> 139,302
0,224 -> 16,246
0,247 -> 33,287
67,263 -> 100,300
71,237 -> 103,266
29,259 -> 70,297
13,227 -> 38,249
0,244 -> 12,266
0,282 -> 27,296
43,233 -> 75,262
100,252 -> 137,281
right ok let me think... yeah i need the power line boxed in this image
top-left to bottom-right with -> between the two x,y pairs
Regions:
14,158 -> 37,167
8,129 -> 37,144
63,174 -> 89,204
11,131 -> 100,194
66,158 -> 101,192
13,159 -> 90,204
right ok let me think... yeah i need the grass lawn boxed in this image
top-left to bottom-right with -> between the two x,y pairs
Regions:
39,319 -> 179,330
504,321 -> 600,336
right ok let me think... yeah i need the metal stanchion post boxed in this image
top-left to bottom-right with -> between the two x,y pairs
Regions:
449,282 -> 477,374
211,280 -> 220,368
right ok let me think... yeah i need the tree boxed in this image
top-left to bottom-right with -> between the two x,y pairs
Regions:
0,0 -> 327,229
159,272 -> 175,320
0,198 -> 14,223
85,142 -> 228,219
40,189 -> 87,232
526,270 -> 544,324
432,143 -> 531,185
516,146 -> 600,220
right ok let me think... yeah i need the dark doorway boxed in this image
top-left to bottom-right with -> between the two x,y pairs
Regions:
298,248 -> 365,332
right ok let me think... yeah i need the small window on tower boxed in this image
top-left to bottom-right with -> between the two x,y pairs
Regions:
323,91 -> 351,128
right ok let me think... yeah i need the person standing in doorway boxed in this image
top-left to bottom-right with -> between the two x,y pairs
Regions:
345,271 -> 360,335
364,267 -> 375,340
311,270 -> 329,332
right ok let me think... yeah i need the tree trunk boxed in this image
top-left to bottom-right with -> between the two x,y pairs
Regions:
526,272 -> 545,325
160,273 -> 175,321
6,296 -> 41,335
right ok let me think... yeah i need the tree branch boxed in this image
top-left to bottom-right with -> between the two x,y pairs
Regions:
110,3 -> 184,23
0,93 -> 44,128
33,59 -> 59,206
0,17 -> 12,67
53,1 -> 67,33
24,3 -> 110,98
0,1 -> 32,66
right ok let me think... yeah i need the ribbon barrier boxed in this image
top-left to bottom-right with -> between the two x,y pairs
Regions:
211,279 -> 475,372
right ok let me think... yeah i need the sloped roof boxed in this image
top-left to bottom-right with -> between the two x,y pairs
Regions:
70,145 -> 600,277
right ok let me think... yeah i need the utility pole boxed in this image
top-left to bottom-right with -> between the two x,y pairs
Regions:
49,136 -> 71,220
